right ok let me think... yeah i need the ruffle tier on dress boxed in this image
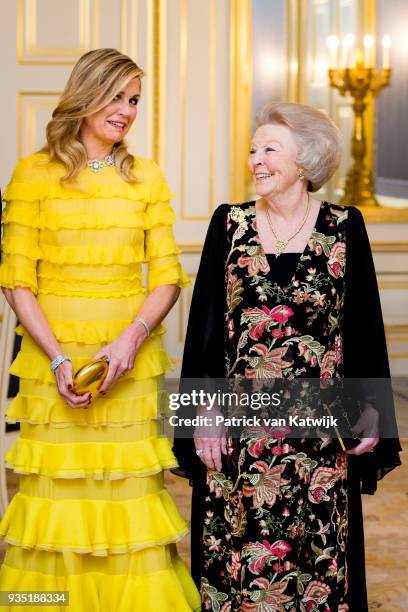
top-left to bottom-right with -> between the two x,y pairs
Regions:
0,153 -> 200,611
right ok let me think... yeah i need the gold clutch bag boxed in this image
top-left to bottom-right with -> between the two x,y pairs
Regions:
73,357 -> 109,395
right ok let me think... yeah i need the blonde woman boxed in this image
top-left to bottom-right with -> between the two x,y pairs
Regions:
174,102 -> 401,611
0,48 -> 200,611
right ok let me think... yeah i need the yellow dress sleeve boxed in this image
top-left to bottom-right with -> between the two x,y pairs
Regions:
143,161 -> 190,292
0,156 -> 44,294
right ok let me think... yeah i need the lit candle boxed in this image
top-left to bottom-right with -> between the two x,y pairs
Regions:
341,34 -> 355,68
363,34 -> 375,67
327,35 -> 340,69
355,48 -> 364,68
382,35 -> 392,69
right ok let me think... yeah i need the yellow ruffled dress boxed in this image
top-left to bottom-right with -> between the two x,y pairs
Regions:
0,153 -> 200,611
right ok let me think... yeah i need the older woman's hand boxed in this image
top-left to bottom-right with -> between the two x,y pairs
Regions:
346,403 -> 380,455
194,406 -> 230,471
54,360 -> 92,408
92,323 -> 147,395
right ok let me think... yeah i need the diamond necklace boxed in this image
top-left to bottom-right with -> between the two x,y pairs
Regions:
87,151 -> 115,173
264,193 -> 311,257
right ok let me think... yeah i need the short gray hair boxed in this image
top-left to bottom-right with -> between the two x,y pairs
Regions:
255,102 -> 342,192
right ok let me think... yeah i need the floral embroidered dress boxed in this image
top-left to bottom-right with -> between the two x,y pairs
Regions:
174,200 -> 401,612
0,153 -> 201,611
200,202 -> 349,611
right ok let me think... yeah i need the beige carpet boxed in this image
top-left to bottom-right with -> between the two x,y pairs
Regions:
361,440 -> 408,611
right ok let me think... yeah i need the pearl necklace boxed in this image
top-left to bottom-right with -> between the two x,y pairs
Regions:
87,152 -> 115,173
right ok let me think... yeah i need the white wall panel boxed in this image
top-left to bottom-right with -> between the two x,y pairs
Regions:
0,0 -> 251,375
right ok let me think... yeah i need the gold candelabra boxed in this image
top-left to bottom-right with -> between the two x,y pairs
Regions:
327,35 -> 392,206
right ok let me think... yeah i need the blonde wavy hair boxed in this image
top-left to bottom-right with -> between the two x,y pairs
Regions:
42,48 -> 144,184
256,102 -> 342,192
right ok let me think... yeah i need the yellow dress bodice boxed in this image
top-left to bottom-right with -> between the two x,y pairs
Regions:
1,152 -> 189,343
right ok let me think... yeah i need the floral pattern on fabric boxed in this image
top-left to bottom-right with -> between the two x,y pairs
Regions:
200,202 -> 350,611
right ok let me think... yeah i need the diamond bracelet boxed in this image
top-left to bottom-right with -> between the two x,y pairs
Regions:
134,317 -> 150,338
50,354 -> 72,375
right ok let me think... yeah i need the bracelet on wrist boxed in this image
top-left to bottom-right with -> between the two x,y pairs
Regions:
50,354 -> 72,375
134,317 -> 150,338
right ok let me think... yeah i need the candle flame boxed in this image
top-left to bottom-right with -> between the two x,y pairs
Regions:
342,33 -> 355,49
327,35 -> 340,50
364,34 -> 375,48
382,35 -> 392,48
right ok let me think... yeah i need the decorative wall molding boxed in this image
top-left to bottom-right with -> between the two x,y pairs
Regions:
181,239 -> 408,255
230,0 -> 252,203
386,324 -> 408,360
177,0 -> 217,220
18,0 -> 99,64
359,206 -> 408,224
372,242 -> 408,253
120,0 -> 138,59
17,92 -> 60,158
377,178 -> 408,200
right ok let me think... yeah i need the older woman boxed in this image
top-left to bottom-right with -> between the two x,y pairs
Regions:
0,48 -> 200,611
174,103 -> 401,611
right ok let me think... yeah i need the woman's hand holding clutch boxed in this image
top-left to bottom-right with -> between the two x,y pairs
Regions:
55,360 -> 92,408
92,323 -> 147,395
346,404 -> 380,455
